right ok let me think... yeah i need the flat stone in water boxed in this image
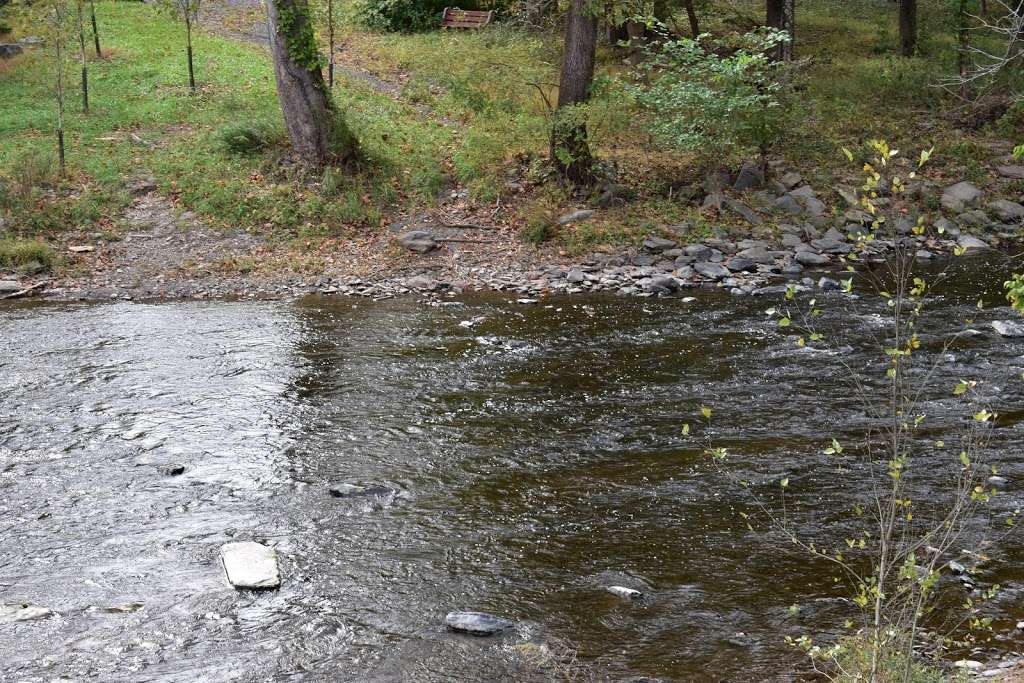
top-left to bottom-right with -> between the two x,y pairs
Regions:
606,585 -> 643,600
329,483 -> 394,499
220,542 -> 281,589
445,611 -> 513,636
0,604 -> 53,623
992,320 -> 1024,338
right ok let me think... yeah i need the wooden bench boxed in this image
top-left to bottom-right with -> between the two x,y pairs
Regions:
441,7 -> 494,29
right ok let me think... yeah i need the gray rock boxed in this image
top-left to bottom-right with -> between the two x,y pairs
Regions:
0,604 -> 52,623
941,181 -> 983,213
780,171 -> 802,190
916,250 -> 933,260
158,464 -> 186,476
988,199 -> 1024,223
702,192 -> 725,210
957,234 -> 989,251
220,542 -> 281,589
0,44 -> 24,59
780,233 -> 804,249
996,165 -> 1024,180
643,236 -> 677,252
445,611 -> 513,636
948,560 -> 967,575
557,209 -> 594,225
605,585 -> 643,600
733,162 -> 764,191
694,262 -> 729,280
684,244 -> 713,261
957,210 -> 991,229
704,169 -> 731,194
844,209 -> 874,227
0,280 -> 23,293
774,194 -> 803,215
566,268 -> 585,284
822,227 -> 847,242
802,196 -> 826,217
726,257 -> 756,272
406,275 -> 439,291
835,186 -> 859,206
795,251 -> 831,267
934,217 -> 960,237
397,231 -> 438,254
790,185 -> 816,200
725,199 -> 762,225
642,275 -> 680,294
988,475 -> 1009,489
818,277 -> 841,291
736,246 -> 775,264
992,320 -> 1024,337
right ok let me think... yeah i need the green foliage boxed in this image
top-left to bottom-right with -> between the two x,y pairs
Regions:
217,121 -> 280,155
1006,273 -> 1024,314
820,634 -> 955,683
0,238 -> 56,272
626,28 -> 795,158
357,0 -> 451,33
273,0 -> 322,71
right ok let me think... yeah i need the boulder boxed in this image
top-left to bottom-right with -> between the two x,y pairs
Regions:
956,210 -> 991,230
780,171 -> 802,190
996,165 -> 1024,180
566,268 -> 585,284
0,44 -> 23,59
643,235 -> 677,253
957,234 -> 989,251
0,280 -> 23,294
220,542 -> 281,589
406,275 -> 440,291
794,250 -> 830,267
694,262 -> 729,280
988,199 -> 1024,223
934,217 -> 960,236
736,246 -> 775,264
774,194 -> 803,215
0,604 -> 52,623
724,199 -> 762,225
941,181 -> 983,213
605,586 -> 643,600
397,231 -> 438,254
445,611 -> 513,636
992,320 -> 1024,337
684,244 -> 713,261
726,257 -> 756,272
733,162 -> 764,191
642,275 -> 680,294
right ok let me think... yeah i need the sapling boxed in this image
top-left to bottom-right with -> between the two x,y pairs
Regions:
75,0 -> 88,112
696,141 -> 1013,681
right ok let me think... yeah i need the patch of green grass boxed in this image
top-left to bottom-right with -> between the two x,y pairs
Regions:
0,237 -> 56,273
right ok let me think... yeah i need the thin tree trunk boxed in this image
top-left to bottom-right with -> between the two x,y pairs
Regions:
551,0 -> 597,186
899,0 -> 917,57
89,0 -> 101,57
683,0 -> 699,37
185,13 -> 195,92
76,0 -> 89,113
267,0 -> 356,165
766,0 -> 794,60
55,25 -> 66,174
327,0 -> 334,88
957,0 -> 971,100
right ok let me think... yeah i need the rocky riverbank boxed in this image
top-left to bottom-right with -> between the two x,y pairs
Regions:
2,160 -> 1021,304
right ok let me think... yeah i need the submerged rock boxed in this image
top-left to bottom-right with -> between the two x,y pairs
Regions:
445,611 -> 513,636
605,585 -> 643,600
329,483 -> 395,499
220,542 -> 281,589
0,604 -> 52,623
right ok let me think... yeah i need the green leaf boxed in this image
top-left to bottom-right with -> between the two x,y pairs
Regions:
682,423 -> 690,436
701,406 -> 712,419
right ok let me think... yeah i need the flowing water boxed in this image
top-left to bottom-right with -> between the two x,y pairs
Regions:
1,257 -> 1023,682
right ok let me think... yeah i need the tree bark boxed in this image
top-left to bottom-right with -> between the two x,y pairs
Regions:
552,0 -> 597,186
266,0 -> 356,165
766,0 -> 794,60
899,0 -> 917,57
683,0 -> 699,38
184,12 -> 195,92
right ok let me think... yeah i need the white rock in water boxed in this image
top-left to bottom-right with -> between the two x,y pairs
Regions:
0,604 -> 53,623
444,611 -> 513,636
954,659 -> 983,670
220,542 -> 280,589
605,585 -> 643,600
992,320 -> 1024,338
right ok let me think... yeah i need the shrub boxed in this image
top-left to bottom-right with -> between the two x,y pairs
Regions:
357,0 -> 473,33
2,148 -> 57,199
625,28 -> 797,160
216,121 -> 279,155
0,238 -> 56,273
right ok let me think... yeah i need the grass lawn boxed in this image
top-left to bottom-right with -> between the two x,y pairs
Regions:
0,0 -> 1019,266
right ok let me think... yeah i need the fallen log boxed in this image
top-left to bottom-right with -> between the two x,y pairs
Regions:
0,281 -> 48,300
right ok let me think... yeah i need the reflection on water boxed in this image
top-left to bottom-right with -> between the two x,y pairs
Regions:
0,256 -> 1022,681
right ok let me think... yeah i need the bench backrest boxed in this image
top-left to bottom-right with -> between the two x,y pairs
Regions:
441,7 -> 494,28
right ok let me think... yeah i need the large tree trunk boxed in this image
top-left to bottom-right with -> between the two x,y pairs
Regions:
551,0 -> 597,186
766,0 -> 794,60
899,0 -> 917,56
266,0 -> 356,165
